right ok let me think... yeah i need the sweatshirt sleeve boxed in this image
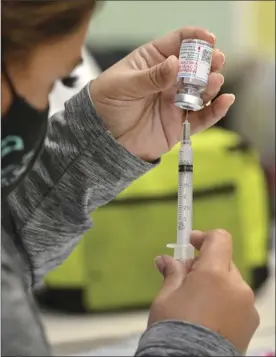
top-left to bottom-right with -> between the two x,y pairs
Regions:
5,83 -> 158,286
135,321 -> 239,356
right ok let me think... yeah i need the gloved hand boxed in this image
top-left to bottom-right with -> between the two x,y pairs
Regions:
149,229 -> 260,355
90,27 -> 235,162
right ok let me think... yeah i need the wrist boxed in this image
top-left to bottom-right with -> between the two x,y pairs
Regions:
117,134 -> 160,163
138,321 -> 239,357
89,80 -> 160,163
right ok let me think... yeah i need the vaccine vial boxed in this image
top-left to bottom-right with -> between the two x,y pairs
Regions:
175,39 -> 214,111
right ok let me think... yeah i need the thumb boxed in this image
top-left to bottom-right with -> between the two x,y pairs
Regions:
135,55 -> 179,94
155,255 -> 191,298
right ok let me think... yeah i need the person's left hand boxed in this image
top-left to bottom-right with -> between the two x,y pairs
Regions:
90,27 -> 235,162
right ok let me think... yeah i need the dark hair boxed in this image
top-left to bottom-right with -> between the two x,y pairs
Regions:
2,0 -> 98,62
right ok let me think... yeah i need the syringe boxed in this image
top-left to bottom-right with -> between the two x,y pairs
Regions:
167,111 -> 194,262
166,38 -> 213,262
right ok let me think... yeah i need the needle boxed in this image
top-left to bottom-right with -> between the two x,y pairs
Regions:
185,110 -> 189,122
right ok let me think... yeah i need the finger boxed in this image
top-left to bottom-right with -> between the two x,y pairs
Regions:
155,255 -> 189,297
189,93 -> 235,134
134,55 -> 179,94
230,262 -> 256,303
190,230 -> 206,250
193,229 -> 233,272
251,306 -> 261,330
230,261 -> 243,280
201,72 -> 224,104
211,49 -> 225,73
229,262 -> 247,290
151,27 -> 215,59
242,307 -> 260,355
230,262 -> 256,302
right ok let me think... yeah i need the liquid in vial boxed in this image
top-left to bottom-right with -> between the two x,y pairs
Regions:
175,39 -> 213,111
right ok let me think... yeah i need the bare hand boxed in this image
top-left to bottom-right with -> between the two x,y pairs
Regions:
150,230 -> 260,354
91,28 -> 235,161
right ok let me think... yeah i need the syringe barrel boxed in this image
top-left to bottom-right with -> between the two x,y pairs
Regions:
175,244 -> 194,262
177,142 -> 193,247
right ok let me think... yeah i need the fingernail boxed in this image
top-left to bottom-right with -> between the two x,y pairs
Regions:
210,32 -> 216,40
218,73 -> 225,85
192,229 -> 203,234
215,228 -> 229,235
227,93 -> 235,104
154,256 -> 165,274
162,56 -> 174,75
213,49 -> 225,66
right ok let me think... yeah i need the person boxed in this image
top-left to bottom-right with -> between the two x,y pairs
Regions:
1,1 -> 259,356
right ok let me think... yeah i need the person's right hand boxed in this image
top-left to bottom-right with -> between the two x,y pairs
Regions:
149,229 -> 260,355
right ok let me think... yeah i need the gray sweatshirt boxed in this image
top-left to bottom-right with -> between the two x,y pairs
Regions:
1,85 -> 238,356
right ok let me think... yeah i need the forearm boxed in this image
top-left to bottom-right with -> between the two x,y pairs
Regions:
1,230 -> 52,356
135,321 -> 239,356
5,84 -> 158,286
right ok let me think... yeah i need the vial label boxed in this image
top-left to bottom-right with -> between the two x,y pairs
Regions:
177,41 -> 213,83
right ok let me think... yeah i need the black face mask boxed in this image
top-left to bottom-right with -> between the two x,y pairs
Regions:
1,67 -> 49,198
